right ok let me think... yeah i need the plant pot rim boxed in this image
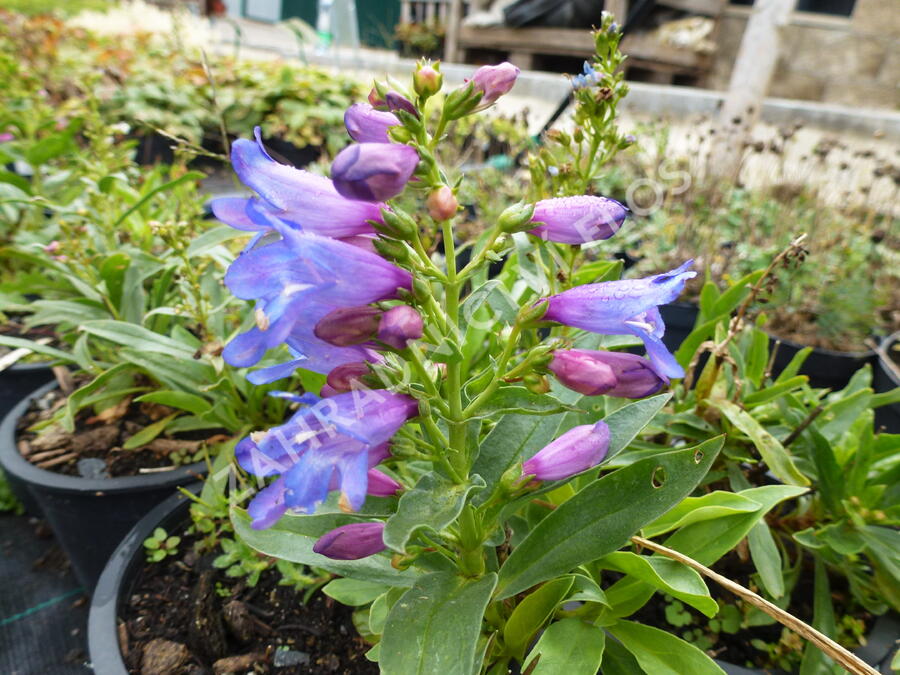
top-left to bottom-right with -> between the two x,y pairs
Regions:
88,486 -> 199,675
0,380 -> 206,495
5,360 -> 55,373
765,331 -> 875,359
876,331 -> 900,382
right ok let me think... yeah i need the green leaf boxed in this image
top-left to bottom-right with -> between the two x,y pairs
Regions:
186,224 -> 245,258
523,618 -> 606,675
113,171 -> 204,228
642,490 -> 761,538
379,571 -> 497,675
0,336 -> 74,364
604,484 -> 807,617
495,438 -> 723,599
61,363 -> 136,432
743,376 -> 808,407
607,620 -> 725,675
774,346 -> 812,383
231,508 -> 417,587
600,636 -> 643,674
122,413 -> 179,450
135,390 -> 212,416
711,270 -> 765,317
99,253 -> 130,311
80,321 -> 197,358
747,521 -> 784,598
799,557 -> 840,675
504,576 -> 575,660
597,552 -> 717,617
712,399 -> 809,486
383,473 -> 486,553
468,387 -> 573,419
606,393 -> 672,461
322,579 -> 388,606
674,315 -> 723,369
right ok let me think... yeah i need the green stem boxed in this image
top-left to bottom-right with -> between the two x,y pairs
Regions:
462,322 -> 522,418
441,218 -> 469,478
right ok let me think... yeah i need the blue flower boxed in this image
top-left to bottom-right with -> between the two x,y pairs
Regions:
210,127 -> 383,238
238,391 -> 417,528
543,261 -> 696,378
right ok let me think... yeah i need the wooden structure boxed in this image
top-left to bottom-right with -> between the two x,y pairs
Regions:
442,0 -> 726,86
400,0 -> 453,25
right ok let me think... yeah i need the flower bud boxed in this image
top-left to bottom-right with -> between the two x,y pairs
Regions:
344,103 -> 400,143
331,143 -> 420,202
366,469 -> 402,497
426,186 -> 458,221
373,236 -> 410,263
549,349 -> 668,398
377,305 -> 423,349
529,196 -> 628,244
522,421 -> 610,481
313,522 -> 386,560
523,373 -> 550,394
386,91 -> 418,118
413,61 -> 443,99
314,306 -> 381,346
468,62 -> 520,109
377,207 -> 418,240
326,362 -> 372,392
368,84 -> 388,109
498,201 -> 536,234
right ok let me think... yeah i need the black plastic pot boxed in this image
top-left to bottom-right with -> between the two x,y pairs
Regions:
0,361 -> 55,421
88,486 -> 198,675
0,381 -> 207,592
716,612 -> 900,674
874,332 -> 900,433
767,333 -> 876,391
659,302 -> 700,352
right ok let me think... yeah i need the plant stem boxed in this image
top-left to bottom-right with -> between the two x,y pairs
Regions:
630,535 -> 879,675
441,219 -> 468,476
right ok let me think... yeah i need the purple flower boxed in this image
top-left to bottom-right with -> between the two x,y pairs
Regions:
549,349 -> 667,398
385,91 -> 418,118
376,306 -> 423,349
222,226 -> 411,370
313,522 -> 387,560
468,62 -> 520,109
238,390 -> 417,527
362,469 -> 402,497
331,143 -> 419,202
315,306 -> 383,346
522,421 -> 610,481
529,196 -> 628,244
0,132 -> 13,143
542,261 -> 696,379
210,128 -> 382,238
344,103 -> 400,143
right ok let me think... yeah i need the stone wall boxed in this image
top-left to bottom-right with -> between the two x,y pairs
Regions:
709,0 -> 899,108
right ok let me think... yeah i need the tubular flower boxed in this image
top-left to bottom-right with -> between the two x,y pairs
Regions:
210,128 -> 382,238
522,421 -> 610,481
529,195 -> 628,244
314,306 -> 383,346
542,261 -> 696,379
313,522 -> 387,560
326,362 -> 372,393
468,62 -> 520,109
331,143 -> 420,202
238,390 -> 417,527
222,225 -> 411,370
549,349 -> 668,398
344,103 -> 400,143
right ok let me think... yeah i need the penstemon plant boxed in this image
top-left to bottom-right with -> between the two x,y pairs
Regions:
212,18 -> 857,675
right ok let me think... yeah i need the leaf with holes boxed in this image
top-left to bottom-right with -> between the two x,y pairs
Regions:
495,437 -> 723,599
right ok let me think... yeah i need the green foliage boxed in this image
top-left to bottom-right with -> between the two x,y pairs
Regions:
0,469 -> 24,515
143,527 -> 181,563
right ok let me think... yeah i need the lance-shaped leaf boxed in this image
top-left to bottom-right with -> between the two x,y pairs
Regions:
495,437 -> 723,599
383,473 -> 485,553
712,399 -> 809,486
523,618 -> 606,675
597,551 -> 717,616
642,490 -> 761,538
503,576 -> 575,661
379,571 -> 497,675
607,620 -> 725,674
468,387 -> 574,419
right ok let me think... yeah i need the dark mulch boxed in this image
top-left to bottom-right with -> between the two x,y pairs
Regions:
15,385 -> 227,478
120,530 -> 377,675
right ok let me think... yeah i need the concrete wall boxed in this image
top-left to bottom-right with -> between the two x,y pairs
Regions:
710,0 -> 899,109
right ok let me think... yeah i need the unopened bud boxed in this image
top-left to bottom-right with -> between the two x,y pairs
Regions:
377,305 -> 423,349
378,208 -> 418,240
373,237 -> 410,262
498,201 -> 536,234
523,373 -> 550,394
368,83 -> 389,109
413,61 -> 443,99
426,186 -> 458,221
314,306 -> 381,346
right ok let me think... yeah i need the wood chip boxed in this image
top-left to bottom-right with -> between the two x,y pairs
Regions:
36,452 -> 78,469
28,447 -> 71,463
86,396 -> 131,425
141,638 -> 190,675
28,429 -> 70,453
53,366 -> 75,396
144,439 -> 203,455
117,620 -> 129,659
17,440 -> 32,458
71,425 -> 119,453
212,652 -> 267,675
